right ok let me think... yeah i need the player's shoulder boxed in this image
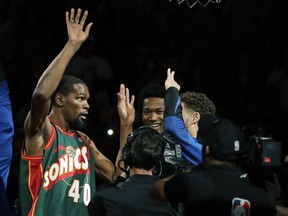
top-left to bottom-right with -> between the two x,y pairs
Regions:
76,130 -> 88,137
76,130 -> 91,141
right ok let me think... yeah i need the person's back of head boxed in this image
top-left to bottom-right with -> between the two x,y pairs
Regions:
121,126 -> 165,170
180,92 -> 216,116
90,126 -> 178,216
51,75 -> 86,106
196,114 -> 277,216
197,114 -> 246,164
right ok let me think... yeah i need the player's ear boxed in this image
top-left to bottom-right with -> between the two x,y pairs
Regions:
194,112 -> 201,124
55,93 -> 64,107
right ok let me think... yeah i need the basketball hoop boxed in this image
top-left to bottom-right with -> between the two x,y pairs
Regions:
169,0 -> 221,9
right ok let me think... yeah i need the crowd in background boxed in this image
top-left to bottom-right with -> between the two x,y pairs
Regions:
1,0 -> 288,211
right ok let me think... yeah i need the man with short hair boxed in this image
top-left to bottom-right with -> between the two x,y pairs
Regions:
88,126 -> 178,216
137,83 -> 166,134
19,8 -> 119,216
163,68 -> 216,166
115,69 -> 217,177
151,114 -> 277,216
115,83 -> 177,178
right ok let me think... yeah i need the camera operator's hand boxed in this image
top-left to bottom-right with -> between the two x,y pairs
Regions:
165,68 -> 180,91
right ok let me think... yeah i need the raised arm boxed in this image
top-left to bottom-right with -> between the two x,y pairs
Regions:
165,68 -> 180,91
24,8 -> 93,155
164,68 -> 203,165
115,84 -> 135,170
79,84 -> 136,182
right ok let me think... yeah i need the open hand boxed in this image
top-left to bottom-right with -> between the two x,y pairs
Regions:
66,8 -> 93,49
117,84 -> 135,126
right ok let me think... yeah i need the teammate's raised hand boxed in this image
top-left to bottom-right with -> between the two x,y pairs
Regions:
165,68 -> 180,91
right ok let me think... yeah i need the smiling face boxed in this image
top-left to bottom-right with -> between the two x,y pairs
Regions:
142,97 -> 165,134
62,83 -> 90,130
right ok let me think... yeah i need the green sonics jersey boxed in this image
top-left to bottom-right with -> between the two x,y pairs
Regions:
19,122 -> 96,216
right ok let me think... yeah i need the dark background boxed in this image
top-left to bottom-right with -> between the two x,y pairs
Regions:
1,0 -> 288,211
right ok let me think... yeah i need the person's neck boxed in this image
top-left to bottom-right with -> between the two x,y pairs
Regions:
186,123 -> 197,138
129,167 -> 153,176
49,112 -> 71,132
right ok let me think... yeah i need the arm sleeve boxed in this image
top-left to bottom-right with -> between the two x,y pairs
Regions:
164,87 -> 202,165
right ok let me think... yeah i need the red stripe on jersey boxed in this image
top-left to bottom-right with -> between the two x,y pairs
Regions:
28,160 -> 43,201
28,196 -> 39,216
52,144 -> 66,153
44,125 -> 57,150
49,118 -> 75,137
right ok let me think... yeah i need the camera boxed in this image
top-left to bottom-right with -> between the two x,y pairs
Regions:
244,135 -> 282,168
162,133 -> 194,172
241,124 -> 283,181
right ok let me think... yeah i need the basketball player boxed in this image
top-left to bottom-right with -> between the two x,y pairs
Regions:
19,8 -> 119,216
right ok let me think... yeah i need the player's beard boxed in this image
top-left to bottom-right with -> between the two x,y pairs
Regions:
70,117 -> 87,130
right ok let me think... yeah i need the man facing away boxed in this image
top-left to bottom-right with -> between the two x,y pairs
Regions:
151,114 -> 277,216
19,8 -> 120,216
88,126 -> 178,216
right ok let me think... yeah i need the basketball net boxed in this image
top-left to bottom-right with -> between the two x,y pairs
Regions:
170,0 -> 221,8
